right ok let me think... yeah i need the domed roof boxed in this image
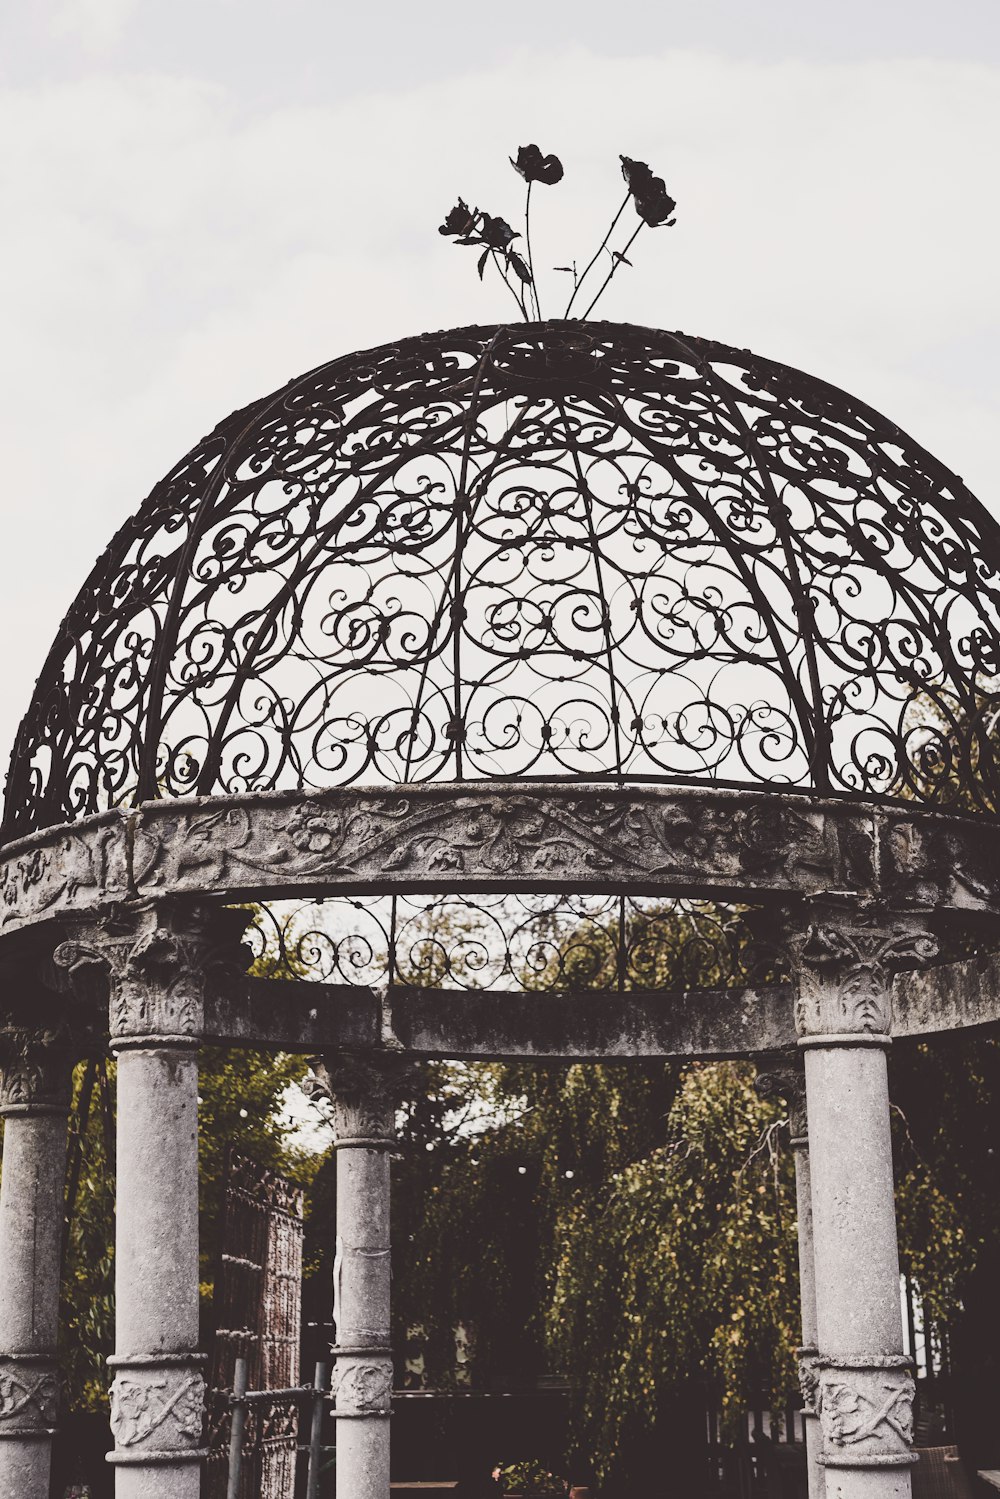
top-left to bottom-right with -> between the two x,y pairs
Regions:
6,321 -> 1000,840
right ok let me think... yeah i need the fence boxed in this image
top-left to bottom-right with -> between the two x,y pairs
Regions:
225,1357 -> 331,1499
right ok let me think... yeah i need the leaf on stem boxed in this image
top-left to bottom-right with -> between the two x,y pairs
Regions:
511,144 -> 564,185
619,156 -> 677,227
508,250 -> 533,284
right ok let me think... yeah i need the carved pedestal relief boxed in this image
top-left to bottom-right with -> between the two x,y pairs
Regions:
0,1357 -> 59,1438
818,1358 -> 915,1468
108,1359 -> 208,1463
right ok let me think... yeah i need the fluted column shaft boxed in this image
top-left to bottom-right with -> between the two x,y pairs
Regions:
795,909 -> 932,1499
0,1026 -> 72,1499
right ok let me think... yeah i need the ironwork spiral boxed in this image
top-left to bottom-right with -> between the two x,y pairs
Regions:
6,320 -> 1000,839
245,894 -> 782,991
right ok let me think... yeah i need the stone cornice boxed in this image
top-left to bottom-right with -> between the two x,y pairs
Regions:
0,784 -> 996,944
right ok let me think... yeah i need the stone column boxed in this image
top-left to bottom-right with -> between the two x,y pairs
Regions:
756,1065 -> 823,1498
56,901 -> 250,1499
307,1053 -> 411,1499
794,906 -> 935,1499
0,1016 -> 73,1499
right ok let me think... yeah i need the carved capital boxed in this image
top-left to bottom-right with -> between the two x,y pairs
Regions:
817,1357 -> 915,1469
797,1347 -> 820,1416
306,1051 -> 419,1146
108,1357 -> 207,1464
790,905 -> 938,1043
332,1352 -> 393,1418
0,1354 -> 59,1436
0,1024 -> 73,1116
754,1062 -> 807,1141
55,901 -> 252,1046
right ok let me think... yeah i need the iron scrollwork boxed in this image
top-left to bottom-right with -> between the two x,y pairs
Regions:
5,322 -> 998,842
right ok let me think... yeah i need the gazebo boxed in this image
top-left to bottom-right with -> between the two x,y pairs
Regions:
0,321 -> 998,1499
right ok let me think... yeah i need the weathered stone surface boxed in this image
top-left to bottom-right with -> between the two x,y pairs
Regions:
0,788 -> 995,949
805,1040 -> 915,1494
319,1053 -> 408,1499
387,983 -> 796,1060
892,948 -> 1000,1039
0,812 -> 130,938
108,1359 -> 207,1461
818,1358 -> 915,1469
54,899 -> 252,1045
0,1112 -> 69,1499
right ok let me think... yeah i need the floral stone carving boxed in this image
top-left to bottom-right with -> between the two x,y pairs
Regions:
0,1358 -> 59,1432
818,1360 -> 915,1468
109,1367 -> 206,1455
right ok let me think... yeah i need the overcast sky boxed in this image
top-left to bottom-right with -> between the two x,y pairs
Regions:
2,0 -> 999,783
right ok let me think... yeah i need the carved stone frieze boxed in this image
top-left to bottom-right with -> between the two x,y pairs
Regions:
818,1358 -> 915,1468
53,900 -> 252,1045
790,907 -> 938,1042
881,813 -> 1000,916
108,1363 -> 206,1460
0,815 -> 130,938
0,1356 -> 59,1434
0,789 -> 996,950
127,787 -> 861,899
332,1354 -> 393,1417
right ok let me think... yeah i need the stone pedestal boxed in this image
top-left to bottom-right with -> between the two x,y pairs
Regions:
0,1021 -> 73,1499
56,901 -> 250,1499
795,911 -> 932,1499
308,1054 -> 410,1499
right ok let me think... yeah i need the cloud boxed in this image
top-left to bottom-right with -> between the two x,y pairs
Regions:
2,46 -> 999,767
50,0 -> 139,52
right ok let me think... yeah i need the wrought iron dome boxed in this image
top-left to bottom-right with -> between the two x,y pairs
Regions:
6,319 -> 1000,842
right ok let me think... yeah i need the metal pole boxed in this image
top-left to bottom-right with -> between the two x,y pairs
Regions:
227,1356 -> 249,1499
306,1361 -> 329,1499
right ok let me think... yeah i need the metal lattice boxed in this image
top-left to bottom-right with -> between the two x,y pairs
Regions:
206,1152 -> 304,1499
7,320 -> 1000,840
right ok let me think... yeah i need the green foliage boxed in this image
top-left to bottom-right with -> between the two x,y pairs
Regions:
62,1061 -> 116,1412
890,1033 -> 1000,1325
498,1457 -> 567,1495
196,1046 -> 319,1290
58,1046 -> 321,1412
546,1063 -> 797,1478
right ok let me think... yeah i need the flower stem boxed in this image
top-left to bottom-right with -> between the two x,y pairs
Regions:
492,249 -> 530,321
525,181 -> 541,320
581,219 -> 645,320
564,193 -> 630,318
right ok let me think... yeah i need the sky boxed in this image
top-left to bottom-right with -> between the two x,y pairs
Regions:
2,0 -> 999,780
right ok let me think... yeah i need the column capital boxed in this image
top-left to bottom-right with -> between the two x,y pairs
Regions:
0,945 -> 77,1116
305,1051 -> 418,1147
754,1060 -> 806,1143
0,1027 -> 73,1117
787,900 -> 938,1046
53,899 -> 252,1049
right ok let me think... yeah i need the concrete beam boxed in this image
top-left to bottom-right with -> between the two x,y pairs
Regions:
892,948 -> 1000,1039
209,979 -> 796,1060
